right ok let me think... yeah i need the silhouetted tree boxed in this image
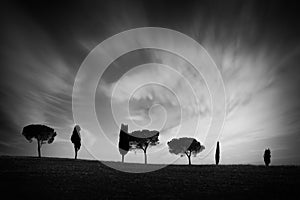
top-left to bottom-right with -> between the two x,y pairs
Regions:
22,124 -> 57,158
128,129 -> 159,164
215,141 -> 220,165
167,137 -> 205,165
71,125 -> 81,160
118,124 -> 129,163
264,148 -> 271,166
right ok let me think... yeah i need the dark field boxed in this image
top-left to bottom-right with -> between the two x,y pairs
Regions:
0,156 -> 299,199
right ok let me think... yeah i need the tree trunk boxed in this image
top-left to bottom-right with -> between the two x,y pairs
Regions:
185,152 -> 191,165
75,148 -> 77,160
187,155 -> 191,165
37,139 -> 41,158
144,151 -> 147,165
122,155 -> 124,163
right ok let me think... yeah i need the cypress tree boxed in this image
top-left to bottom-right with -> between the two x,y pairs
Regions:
263,148 -> 271,166
118,124 -> 129,163
215,141 -> 220,165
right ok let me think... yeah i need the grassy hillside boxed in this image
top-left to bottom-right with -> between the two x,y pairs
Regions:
0,156 -> 299,199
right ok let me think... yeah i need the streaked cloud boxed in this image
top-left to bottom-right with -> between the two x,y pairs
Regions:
1,0 -> 300,164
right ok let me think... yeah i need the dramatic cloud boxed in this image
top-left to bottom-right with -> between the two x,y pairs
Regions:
1,0 -> 300,164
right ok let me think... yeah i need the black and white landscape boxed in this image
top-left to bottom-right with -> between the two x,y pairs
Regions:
0,0 -> 300,199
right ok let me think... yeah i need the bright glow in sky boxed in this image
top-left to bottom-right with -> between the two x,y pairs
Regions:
1,0 -> 300,165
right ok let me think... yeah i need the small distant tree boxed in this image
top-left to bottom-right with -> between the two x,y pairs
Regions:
22,124 -> 57,158
71,125 -> 81,160
118,124 -> 129,163
128,129 -> 159,164
215,141 -> 220,165
167,137 -> 205,165
264,148 -> 271,166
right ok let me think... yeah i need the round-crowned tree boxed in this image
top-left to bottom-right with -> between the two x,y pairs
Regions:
168,137 -> 205,165
128,129 -> 159,164
22,124 -> 57,158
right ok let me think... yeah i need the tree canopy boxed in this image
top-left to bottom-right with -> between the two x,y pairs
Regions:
167,137 -> 205,165
128,129 -> 159,164
22,124 -> 56,144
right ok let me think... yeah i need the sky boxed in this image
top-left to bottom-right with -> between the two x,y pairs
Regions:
0,0 -> 300,165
